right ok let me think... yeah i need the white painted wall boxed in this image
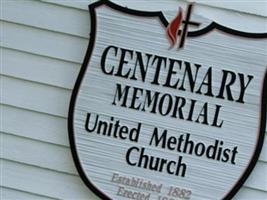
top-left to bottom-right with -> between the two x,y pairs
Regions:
0,0 -> 266,199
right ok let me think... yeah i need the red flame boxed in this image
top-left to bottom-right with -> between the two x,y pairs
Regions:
167,7 -> 183,48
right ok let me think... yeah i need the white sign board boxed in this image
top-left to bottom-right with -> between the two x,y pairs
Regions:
68,1 -> 267,200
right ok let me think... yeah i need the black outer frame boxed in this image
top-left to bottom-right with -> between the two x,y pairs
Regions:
68,1 -> 267,200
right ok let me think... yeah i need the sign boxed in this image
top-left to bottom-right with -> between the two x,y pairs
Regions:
68,1 -> 267,200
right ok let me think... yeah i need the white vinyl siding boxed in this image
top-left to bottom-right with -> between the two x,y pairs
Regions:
1,0 -> 266,199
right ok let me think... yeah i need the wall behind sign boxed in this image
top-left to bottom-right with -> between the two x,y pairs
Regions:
1,0 -> 266,199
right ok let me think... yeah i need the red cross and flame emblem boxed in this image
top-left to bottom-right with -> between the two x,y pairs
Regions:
167,3 -> 200,49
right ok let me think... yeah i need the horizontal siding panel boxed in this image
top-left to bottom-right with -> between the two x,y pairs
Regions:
261,141 -> 267,162
1,105 -> 68,146
244,162 -> 267,191
1,126 -> 267,191
1,21 -> 88,63
1,159 -> 266,200
1,159 -> 100,200
1,75 -> 70,117
42,0 -> 267,17
3,103 -> 267,163
1,187 -> 55,200
41,0 -> 267,32
194,0 -> 267,17
40,0 -> 96,10
1,0 -> 266,43
233,187 -> 267,200
1,48 -> 79,89
1,0 -> 90,38
1,132 -> 76,175
255,139 -> 267,162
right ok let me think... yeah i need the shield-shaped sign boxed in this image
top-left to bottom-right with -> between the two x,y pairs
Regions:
68,1 -> 267,200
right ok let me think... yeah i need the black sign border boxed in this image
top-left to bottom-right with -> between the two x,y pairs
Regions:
68,1 -> 267,200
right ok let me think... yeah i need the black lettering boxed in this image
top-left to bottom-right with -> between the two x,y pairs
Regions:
112,84 -> 130,107
151,56 -> 167,85
217,70 -> 236,101
115,48 -> 134,78
101,46 -> 118,75
130,52 -> 152,82
180,62 -> 201,92
126,147 -> 138,166
149,128 -> 167,149
196,67 -> 213,97
163,59 -> 182,88
236,74 -> 253,103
